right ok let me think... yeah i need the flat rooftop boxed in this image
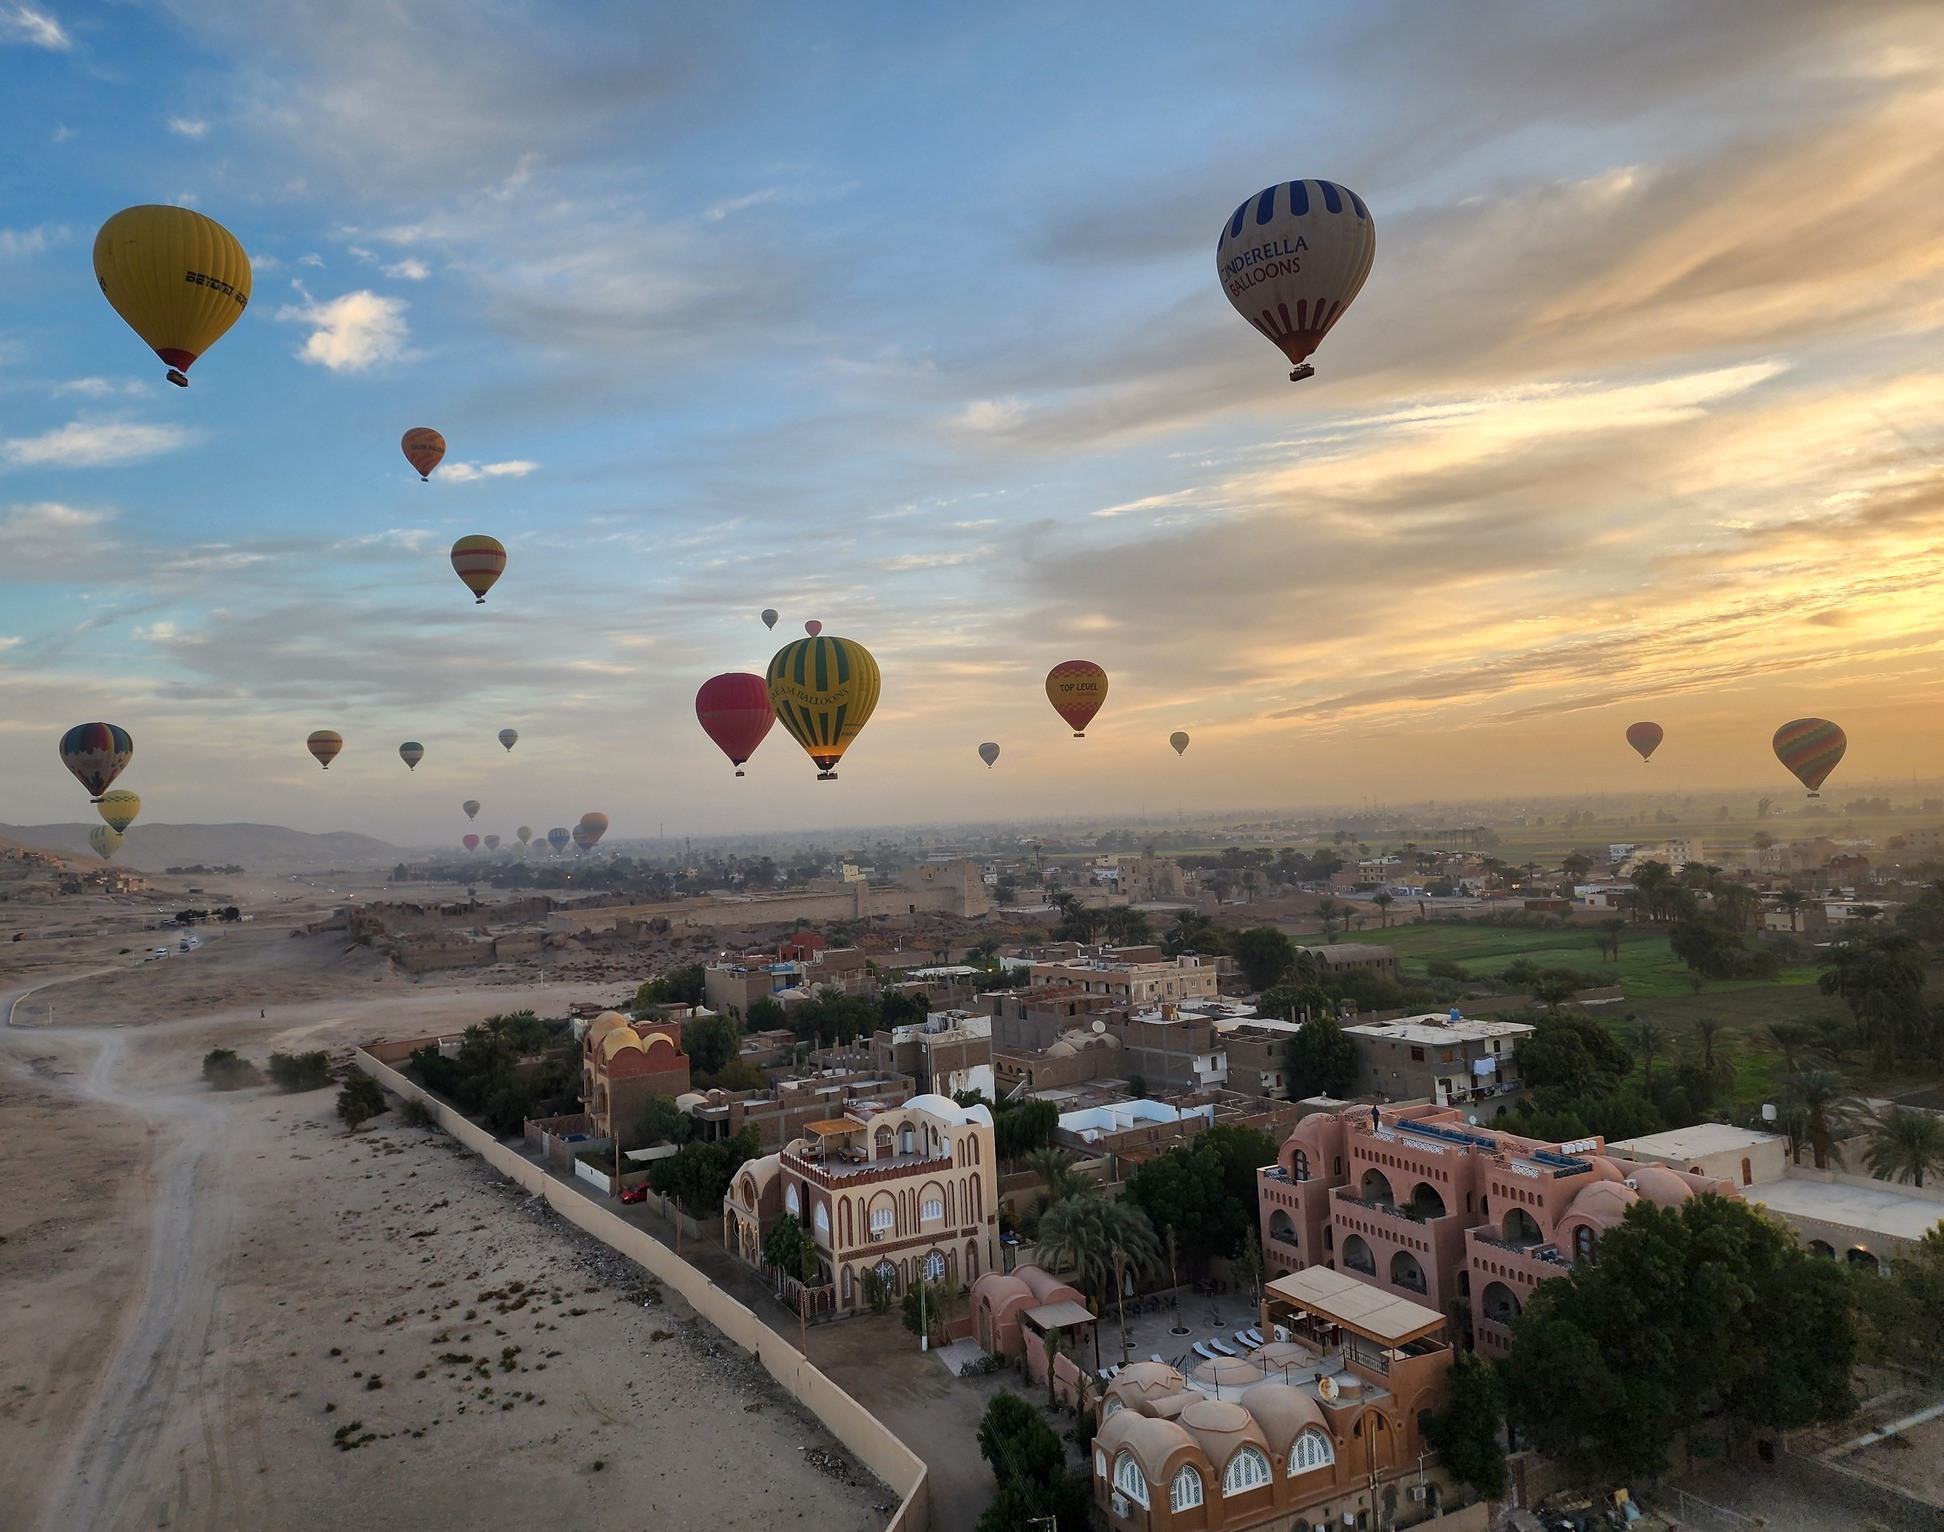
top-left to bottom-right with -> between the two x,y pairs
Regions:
1749,1177 -> 1944,1244
1347,1012 -> 1534,1047
1608,1123 -> 1784,1160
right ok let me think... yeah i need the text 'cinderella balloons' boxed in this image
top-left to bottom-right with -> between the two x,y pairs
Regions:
307,730 -> 342,770
60,722 -> 134,801
402,427 -> 446,481
1774,718 -> 1847,797
979,742 -> 1000,769
546,826 -> 570,853
1216,179 -> 1374,382
96,789 -> 142,832
451,535 -> 506,603
498,728 -> 519,752
1625,722 -> 1663,762
94,205 -> 251,386
696,673 -> 776,777
1045,660 -> 1109,737
399,741 -> 425,771
766,634 -> 881,781
1170,731 -> 1190,757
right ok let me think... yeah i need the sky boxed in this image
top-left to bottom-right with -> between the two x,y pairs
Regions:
1,0 -> 1941,845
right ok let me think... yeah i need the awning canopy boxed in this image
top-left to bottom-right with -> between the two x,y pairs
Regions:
1023,1300 -> 1096,1331
804,1118 -> 857,1136
1265,1266 -> 1446,1348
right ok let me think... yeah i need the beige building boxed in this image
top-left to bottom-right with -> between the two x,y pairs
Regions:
723,1094 -> 999,1313
1028,951 -> 1221,1007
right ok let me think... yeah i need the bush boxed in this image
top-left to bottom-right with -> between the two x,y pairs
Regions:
337,1072 -> 387,1130
398,1096 -> 438,1129
267,1051 -> 333,1093
201,1048 -> 261,1090
1425,958 -> 1470,982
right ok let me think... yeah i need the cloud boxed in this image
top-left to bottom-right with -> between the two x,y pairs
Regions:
382,257 -> 428,280
440,459 -> 538,483
0,4 -> 67,49
2,420 -> 195,468
276,289 -> 410,371
50,376 -> 145,398
0,224 -> 64,257
0,501 -> 116,577
167,116 -> 209,138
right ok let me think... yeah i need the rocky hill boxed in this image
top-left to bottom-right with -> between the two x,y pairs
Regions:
0,822 -> 406,873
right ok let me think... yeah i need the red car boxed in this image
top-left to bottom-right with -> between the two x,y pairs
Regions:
618,1184 -> 647,1204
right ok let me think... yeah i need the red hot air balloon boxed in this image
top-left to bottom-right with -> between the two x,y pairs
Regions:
1773,718 -> 1847,797
1625,722 -> 1664,762
696,673 -> 776,776
804,620 -> 822,637
1045,660 -> 1109,736
462,833 -> 480,852
401,427 -> 446,481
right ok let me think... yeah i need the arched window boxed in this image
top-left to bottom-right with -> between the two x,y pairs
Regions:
1741,1157 -> 1753,1186
1341,1234 -> 1375,1275
922,1250 -> 947,1283
1572,1225 -> 1594,1262
841,1267 -> 853,1302
921,1196 -> 944,1223
901,1125 -> 916,1155
1102,1398 -> 1124,1420
1269,1209 -> 1297,1247
1389,1249 -> 1426,1293
1170,1465 -> 1204,1511
870,1205 -> 895,1237
1094,1448 -> 1107,1479
785,1183 -> 800,1218
1292,1148 -> 1311,1180
1502,1207 -> 1542,1246
1359,1168 -> 1395,1206
1113,1452 -> 1148,1507
814,1202 -> 830,1239
1288,1428 -> 1334,1475
1223,1446 -> 1272,1496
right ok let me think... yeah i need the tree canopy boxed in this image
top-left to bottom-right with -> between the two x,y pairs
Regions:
1124,1124 -> 1279,1270
1284,1016 -> 1359,1101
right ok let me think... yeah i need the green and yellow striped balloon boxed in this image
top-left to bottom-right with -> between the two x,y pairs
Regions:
765,634 -> 881,780
1772,717 -> 1847,796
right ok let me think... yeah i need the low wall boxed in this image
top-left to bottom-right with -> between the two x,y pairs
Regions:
357,1049 -> 929,1532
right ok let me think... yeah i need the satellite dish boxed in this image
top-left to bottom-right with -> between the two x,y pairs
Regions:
1092,1019 -> 1106,1034
1466,1114 -> 1478,1126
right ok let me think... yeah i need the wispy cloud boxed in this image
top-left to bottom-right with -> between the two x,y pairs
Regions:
382,257 -> 429,280
276,289 -> 410,372
0,4 -> 68,49
167,116 -> 209,139
2,421 -> 194,468
440,459 -> 537,483
0,224 -> 65,257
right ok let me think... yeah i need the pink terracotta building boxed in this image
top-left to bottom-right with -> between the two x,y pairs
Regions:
1258,1102 -> 1736,1354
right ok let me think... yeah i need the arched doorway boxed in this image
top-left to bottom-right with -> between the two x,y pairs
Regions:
1407,1182 -> 1447,1219
1342,1235 -> 1375,1275
1481,1281 -> 1521,1324
1389,1250 -> 1426,1293
1502,1207 -> 1542,1247
1359,1169 -> 1395,1206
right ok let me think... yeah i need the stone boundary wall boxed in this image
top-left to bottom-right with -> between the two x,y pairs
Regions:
356,1048 -> 931,1532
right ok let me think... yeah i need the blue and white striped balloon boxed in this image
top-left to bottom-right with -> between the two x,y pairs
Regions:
1217,179 -> 1375,381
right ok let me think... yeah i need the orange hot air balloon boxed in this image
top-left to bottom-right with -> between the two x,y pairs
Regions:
1625,722 -> 1664,762
451,535 -> 506,603
578,812 -> 609,847
307,730 -> 343,770
1773,717 -> 1847,797
1046,660 -> 1109,737
402,427 -> 446,481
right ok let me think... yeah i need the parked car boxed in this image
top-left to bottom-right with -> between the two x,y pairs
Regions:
618,1184 -> 648,1205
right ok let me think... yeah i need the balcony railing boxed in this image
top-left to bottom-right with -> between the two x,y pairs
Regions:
1262,1165 -> 1313,1184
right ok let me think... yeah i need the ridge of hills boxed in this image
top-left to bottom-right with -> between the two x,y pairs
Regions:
0,821 -> 407,872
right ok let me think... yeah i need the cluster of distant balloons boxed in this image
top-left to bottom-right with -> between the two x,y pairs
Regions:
58,195 -> 1847,855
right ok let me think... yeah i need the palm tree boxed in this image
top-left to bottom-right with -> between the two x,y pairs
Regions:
1776,887 -> 1808,932
1315,897 -> 1342,944
1631,1019 -> 1664,1089
1864,1108 -> 1944,1188
1713,882 -> 1759,933
1766,1021 -> 1814,1075
1036,1197 -> 1160,1305
1785,1070 -> 1860,1170
1371,891 -> 1394,928
1820,929 -> 1929,1065
1772,1103 -> 1810,1166
1694,1017 -> 1736,1093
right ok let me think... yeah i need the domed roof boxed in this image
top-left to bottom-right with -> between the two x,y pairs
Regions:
1178,1397 -> 1268,1470
1015,1264 -> 1082,1304
1046,1040 -> 1078,1058
1236,1379 -> 1331,1455
676,1092 -> 707,1110
1097,1410 -> 1199,1482
587,1011 -> 630,1040
1583,1156 -> 1627,1183
1190,1355 -> 1266,1397
640,1030 -> 678,1052
971,1272 -> 1034,1312
599,1028 -> 643,1058
1566,1179 -> 1639,1229
1627,1164 -> 1694,1207
1108,1361 -> 1188,1407
739,1153 -> 780,1190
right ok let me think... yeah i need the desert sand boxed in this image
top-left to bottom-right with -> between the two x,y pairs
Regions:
2,902 -> 889,1532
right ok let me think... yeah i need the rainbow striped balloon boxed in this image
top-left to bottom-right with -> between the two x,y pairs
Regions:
59,721 -> 134,801
1772,717 -> 1847,796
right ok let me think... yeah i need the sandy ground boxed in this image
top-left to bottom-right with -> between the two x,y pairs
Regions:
1,935 -> 889,1532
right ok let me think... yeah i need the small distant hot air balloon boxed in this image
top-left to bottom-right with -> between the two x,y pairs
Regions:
979,742 -> 1000,769
578,812 -> 608,847
766,634 -> 882,781
1170,731 -> 1190,756
571,823 -> 596,853
94,205 -> 251,386
59,722 -> 134,801
516,826 -> 533,845
1625,722 -> 1664,763
696,673 -> 776,777
761,609 -> 778,630
462,799 -> 481,820
484,833 -> 501,851
546,826 -> 571,854
401,427 -> 446,482
450,535 -> 506,604
498,728 -> 519,752
1774,718 -> 1848,797
804,620 -> 822,637
463,833 -> 480,853
1046,661 -> 1109,737
96,789 -> 142,833
1216,179 -> 1375,382
89,824 -> 124,861
399,741 -> 425,771
307,730 -> 343,770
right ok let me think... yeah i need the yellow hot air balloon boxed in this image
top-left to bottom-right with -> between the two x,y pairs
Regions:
89,824 -> 124,861
96,789 -> 142,833
765,634 -> 881,780
93,206 -> 252,386
451,534 -> 507,603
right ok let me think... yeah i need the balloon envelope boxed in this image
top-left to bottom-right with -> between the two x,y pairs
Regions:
578,812 -> 608,846
60,722 -> 134,800
450,535 -> 506,603
401,427 -> 446,481
1217,180 -> 1375,379
484,834 -> 501,851
696,673 -> 776,776
1774,717 -> 1847,796
96,789 -> 142,833
766,635 -> 882,780
399,741 -> 424,770
1170,731 -> 1190,756
94,205 -> 250,385
89,824 -> 124,861
1045,660 -> 1109,736
516,826 -> 533,844
307,730 -> 343,770
979,742 -> 1000,768
1625,722 -> 1664,762
546,827 -> 570,852
498,728 -> 519,752
804,620 -> 822,636
462,834 -> 480,852
761,608 -> 778,630
571,823 -> 596,852
462,799 -> 481,820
